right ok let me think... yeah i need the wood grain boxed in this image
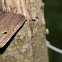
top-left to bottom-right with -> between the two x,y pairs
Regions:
0,11 -> 25,48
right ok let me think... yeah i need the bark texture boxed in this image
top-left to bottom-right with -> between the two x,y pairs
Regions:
0,0 -> 49,62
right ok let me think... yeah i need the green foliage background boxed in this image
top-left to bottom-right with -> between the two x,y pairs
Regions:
43,0 -> 62,62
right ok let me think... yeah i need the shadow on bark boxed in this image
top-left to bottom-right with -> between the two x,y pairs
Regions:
0,21 -> 25,54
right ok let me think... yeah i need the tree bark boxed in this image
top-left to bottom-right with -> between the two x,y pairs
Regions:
0,0 -> 49,62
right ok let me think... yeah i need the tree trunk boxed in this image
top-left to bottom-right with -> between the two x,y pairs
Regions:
0,0 -> 49,62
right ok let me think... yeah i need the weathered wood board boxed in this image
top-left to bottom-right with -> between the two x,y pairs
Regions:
0,11 -> 25,48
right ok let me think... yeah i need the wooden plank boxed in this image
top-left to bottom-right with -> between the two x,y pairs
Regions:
0,11 -> 25,48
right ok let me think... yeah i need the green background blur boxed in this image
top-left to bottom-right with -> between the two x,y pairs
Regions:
43,0 -> 62,62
